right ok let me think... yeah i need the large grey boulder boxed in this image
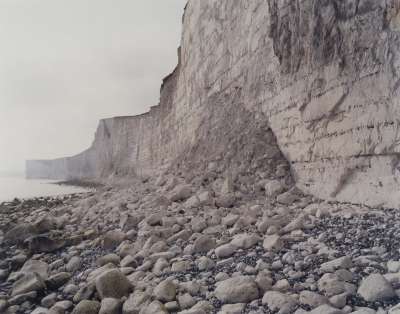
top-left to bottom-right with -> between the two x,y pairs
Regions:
95,269 -> 132,299
318,273 -> 346,297
262,291 -> 297,314
20,260 -> 49,280
87,263 -> 116,282
97,254 -> 121,267
45,272 -> 71,290
263,235 -> 284,251
215,276 -> 259,304
358,274 -> 396,302
51,300 -> 73,313
5,223 -> 37,244
192,235 -> 216,254
185,191 -> 213,208
12,273 -> 46,296
99,298 -> 122,314
41,293 -> 57,308
8,291 -> 37,306
389,304 -> 400,313
66,256 -> 82,272
215,243 -> 237,259
230,233 -> 260,249
299,291 -> 329,309
73,283 -> 96,303
255,271 -> 273,293
33,215 -> 58,233
153,280 -> 176,302
320,256 -> 352,272
123,291 -> 151,314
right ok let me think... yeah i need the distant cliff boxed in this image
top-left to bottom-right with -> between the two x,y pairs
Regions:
27,0 -> 400,208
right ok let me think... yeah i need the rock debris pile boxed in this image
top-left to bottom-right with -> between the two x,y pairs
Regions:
2,176 -> 400,314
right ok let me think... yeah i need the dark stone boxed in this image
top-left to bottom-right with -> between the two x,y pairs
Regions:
25,235 -> 65,254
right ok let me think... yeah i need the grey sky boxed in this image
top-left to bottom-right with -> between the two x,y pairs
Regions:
0,0 -> 187,172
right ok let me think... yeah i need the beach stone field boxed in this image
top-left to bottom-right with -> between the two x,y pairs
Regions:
4,0 -> 400,313
2,177 -> 400,314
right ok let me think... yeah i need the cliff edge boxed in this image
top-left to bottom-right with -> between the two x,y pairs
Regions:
27,0 -> 400,208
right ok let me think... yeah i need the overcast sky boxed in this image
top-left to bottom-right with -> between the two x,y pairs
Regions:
0,0 -> 187,173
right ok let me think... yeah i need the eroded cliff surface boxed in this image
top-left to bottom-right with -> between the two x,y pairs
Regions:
27,0 -> 400,208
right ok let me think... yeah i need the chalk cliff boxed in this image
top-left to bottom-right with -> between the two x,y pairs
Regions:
27,0 -> 400,208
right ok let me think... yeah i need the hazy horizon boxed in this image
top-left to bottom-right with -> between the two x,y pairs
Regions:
0,0 -> 187,173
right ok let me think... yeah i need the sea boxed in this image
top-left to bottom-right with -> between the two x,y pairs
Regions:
0,175 -> 90,203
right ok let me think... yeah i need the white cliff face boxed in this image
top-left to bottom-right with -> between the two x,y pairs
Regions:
262,0 -> 400,208
27,0 -> 400,208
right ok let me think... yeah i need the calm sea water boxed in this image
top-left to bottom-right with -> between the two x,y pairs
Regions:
0,176 -> 89,202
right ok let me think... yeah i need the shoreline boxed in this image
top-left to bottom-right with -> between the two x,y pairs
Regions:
0,177 -> 98,205
0,191 -> 93,207
53,179 -> 104,189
